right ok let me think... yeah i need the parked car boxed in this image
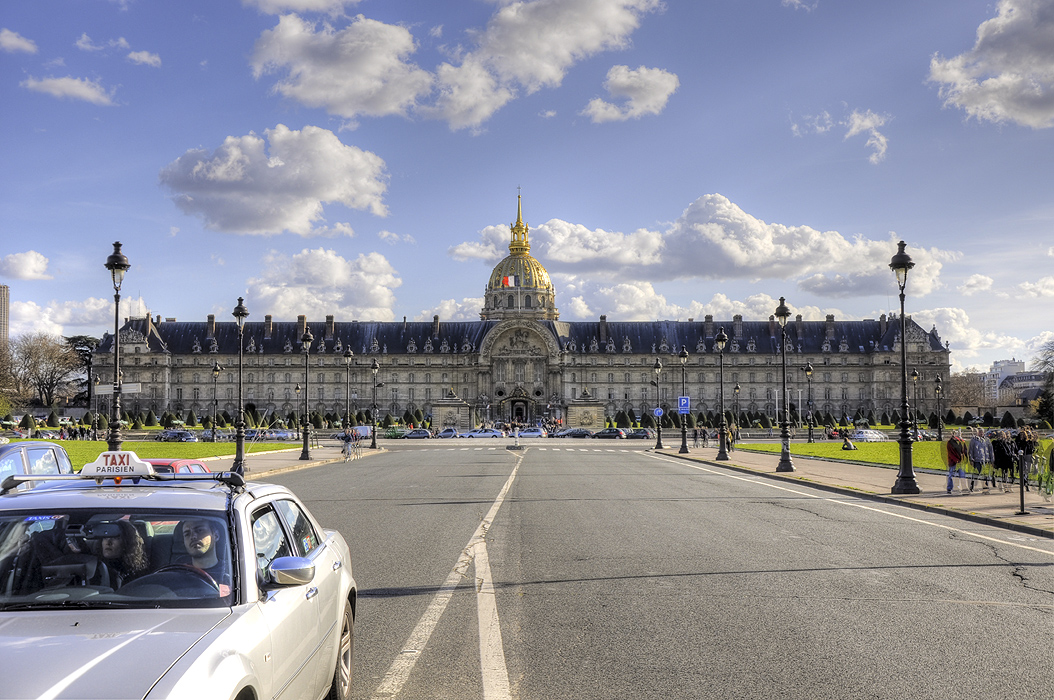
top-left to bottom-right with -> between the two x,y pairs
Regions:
848,429 -> 889,442
156,429 -> 199,442
517,427 -> 547,438
552,427 -> 594,438
593,427 -> 628,439
145,458 -> 212,474
627,428 -> 656,439
0,441 -> 74,490
464,428 -> 505,438
0,451 -> 356,700
436,427 -> 461,438
401,429 -> 433,439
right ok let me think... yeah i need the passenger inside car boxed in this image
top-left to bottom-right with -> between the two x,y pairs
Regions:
175,518 -> 231,595
87,520 -> 149,588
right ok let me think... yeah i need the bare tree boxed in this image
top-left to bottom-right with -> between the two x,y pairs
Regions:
8,333 -> 81,407
947,371 -> 987,408
1031,337 -> 1054,389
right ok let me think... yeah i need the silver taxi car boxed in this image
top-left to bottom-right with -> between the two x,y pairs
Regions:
0,451 -> 356,700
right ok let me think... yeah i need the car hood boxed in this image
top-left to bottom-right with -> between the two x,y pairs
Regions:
0,608 -> 230,700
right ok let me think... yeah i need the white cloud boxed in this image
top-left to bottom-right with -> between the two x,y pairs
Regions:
580,64 -> 679,122
791,110 -> 832,136
430,0 -> 662,129
0,28 -> 38,54
451,193 -> 952,299
782,0 -> 817,9
243,0 -> 360,14
75,34 -> 129,52
930,0 -> 1054,129
1018,275 -> 1054,297
251,14 -> 433,125
378,230 -> 416,245
415,297 -> 484,322
958,274 -> 994,295
9,296 -> 136,337
20,76 -> 115,105
0,251 -> 52,280
844,109 -> 889,163
127,50 -> 161,67
159,123 -> 388,235
247,248 -> 402,321
911,306 -> 1024,367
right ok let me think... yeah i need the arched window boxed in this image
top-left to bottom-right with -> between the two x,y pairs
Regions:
524,295 -> 532,308
508,294 -> 515,308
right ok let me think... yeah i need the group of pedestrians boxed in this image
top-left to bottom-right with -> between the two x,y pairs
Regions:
945,426 -> 1048,496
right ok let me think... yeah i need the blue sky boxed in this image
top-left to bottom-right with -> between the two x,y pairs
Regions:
2,0 -> 1052,373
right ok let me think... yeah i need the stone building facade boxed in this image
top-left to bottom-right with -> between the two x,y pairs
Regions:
96,198 -> 951,428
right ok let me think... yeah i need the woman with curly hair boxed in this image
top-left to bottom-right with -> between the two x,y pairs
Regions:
92,520 -> 149,588
991,430 -> 1017,493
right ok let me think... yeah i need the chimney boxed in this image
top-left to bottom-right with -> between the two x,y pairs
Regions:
432,315 -> 440,337
768,315 -> 776,337
880,313 -> 887,336
325,315 -> 335,340
825,314 -> 836,340
704,315 -> 714,339
264,315 -> 273,340
733,314 -> 743,339
155,315 -> 161,325
206,314 -> 216,340
297,315 -> 306,340
403,316 -> 407,332
599,315 -> 608,342
796,314 -> 804,341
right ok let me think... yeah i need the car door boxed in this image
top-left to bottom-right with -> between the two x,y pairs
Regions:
274,498 -> 343,693
251,504 -> 320,700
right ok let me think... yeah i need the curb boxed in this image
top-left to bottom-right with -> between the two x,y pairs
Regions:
658,450 -> 1053,540
246,448 -> 387,478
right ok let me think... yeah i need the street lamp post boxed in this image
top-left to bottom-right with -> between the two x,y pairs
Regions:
679,346 -> 690,454
370,359 -> 380,449
733,384 -> 740,424
295,384 -> 301,435
299,328 -> 314,461
93,375 -> 100,441
653,358 -> 664,450
85,351 -> 94,440
104,242 -> 130,452
343,348 -> 354,429
211,361 -> 222,442
231,297 -> 249,475
910,366 -> 919,438
890,240 -> 920,494
715,327 -> 729,460
801,362 -> 814,443
775,297 -> 795,472
935,374 -> 944,441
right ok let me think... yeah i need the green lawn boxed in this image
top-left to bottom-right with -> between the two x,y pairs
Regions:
740,438 -> 1053,473
6,439 -> 294,469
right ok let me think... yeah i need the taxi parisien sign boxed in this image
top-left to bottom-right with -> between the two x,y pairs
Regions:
81,451 -> 154,477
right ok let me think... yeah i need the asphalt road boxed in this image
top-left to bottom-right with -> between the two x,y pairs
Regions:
266,442 -> 1054,700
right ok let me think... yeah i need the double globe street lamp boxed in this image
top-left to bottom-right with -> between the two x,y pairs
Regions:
211,361 -> 222,442
343,348 -> 354,429
679,346 -> 690,454
652,358 -> 664,450
800,362 -> 814,443
104,242 -> 130,452
935,374 -> 944,441
370,359 -> 382,449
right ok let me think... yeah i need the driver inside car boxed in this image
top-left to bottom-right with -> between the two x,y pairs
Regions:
177,518 -> 231,596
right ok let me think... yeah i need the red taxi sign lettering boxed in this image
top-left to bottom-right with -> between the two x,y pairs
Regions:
81,451 -> 155,477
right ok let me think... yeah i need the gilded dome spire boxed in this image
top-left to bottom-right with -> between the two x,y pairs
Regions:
509,193 -> 530,255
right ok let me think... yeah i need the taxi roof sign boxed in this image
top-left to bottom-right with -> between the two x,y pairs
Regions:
81,451 -> 156,478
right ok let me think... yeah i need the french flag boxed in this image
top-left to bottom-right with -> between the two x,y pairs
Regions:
502,275 -> 517,287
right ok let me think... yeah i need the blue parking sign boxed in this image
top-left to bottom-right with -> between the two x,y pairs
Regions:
678,396 -> 690,414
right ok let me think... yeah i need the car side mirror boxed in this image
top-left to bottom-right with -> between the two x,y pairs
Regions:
268,556 -> 315,587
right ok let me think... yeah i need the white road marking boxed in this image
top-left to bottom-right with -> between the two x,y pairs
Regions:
649,453 -> 1054,556
370,456 -> 521,700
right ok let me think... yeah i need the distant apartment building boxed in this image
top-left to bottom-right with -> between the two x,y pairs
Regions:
983,359 -> 1025,403
0,284 -> 8,350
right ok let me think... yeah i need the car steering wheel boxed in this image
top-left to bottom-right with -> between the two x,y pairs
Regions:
150,564 -> 220,591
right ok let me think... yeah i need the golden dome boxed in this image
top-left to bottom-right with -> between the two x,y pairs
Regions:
481,195 -> 558,320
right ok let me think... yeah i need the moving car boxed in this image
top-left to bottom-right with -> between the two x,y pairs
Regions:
0,441 -> 74,490
517,427 -> 547,438
145,458 -> 212,474
593,427 -> 627,439
401,429 -> 432,439
436,428 -> 460,438
464,428 -> 505,438
552,427 -> 594,438
155,429 -> 199,442
848,429 -> 889,442
0,451 -> 357,700
627,428 -> 656,439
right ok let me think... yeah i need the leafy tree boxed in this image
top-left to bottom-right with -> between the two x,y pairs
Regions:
19,413 -> 36,430
945,409 -> 957,425
381,413 -> 394,428
97,413 -> 109,429
759,413 -> 772,429
962,410 -> 973,425
186,410 -> 198,427
47,410 -> 60,427
132,415 -> 144,429
684,413 -> 696,428
890,410 -> 900,426
615,410 -> 630,428
1000,411 -> 1016,428
641,414 -> 656,428
627,408 -> 637,424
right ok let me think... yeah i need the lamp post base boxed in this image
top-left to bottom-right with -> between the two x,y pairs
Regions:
679,425 -> 689,454
891,477 -> 921,495
654,426 -> 664,450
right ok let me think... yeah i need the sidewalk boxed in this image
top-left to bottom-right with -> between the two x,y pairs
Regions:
656,445 -> 1054,539
200,442 -> 383,476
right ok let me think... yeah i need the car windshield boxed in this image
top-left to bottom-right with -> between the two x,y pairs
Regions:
0,509 -> 233,610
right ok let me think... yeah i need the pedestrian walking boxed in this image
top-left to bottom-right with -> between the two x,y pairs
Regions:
991,430 -> 1016,492
692,427 -> 700,447
944,430 -> 968,494
1014,426 -> 1038,491
967,428 -> 995,492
